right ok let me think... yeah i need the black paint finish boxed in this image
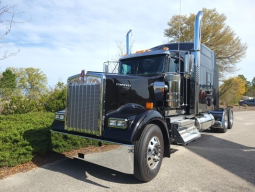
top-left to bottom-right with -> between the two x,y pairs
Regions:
104,73 -> 164,114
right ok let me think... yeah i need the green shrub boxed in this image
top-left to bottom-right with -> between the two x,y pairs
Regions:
43,82 -> 66,112
0,112 -> 54,167
1,82 -> 66,115
0,112 -> 101,167
2,96 -> 44,115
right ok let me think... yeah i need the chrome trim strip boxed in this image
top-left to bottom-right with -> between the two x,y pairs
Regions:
51,130 -> 134,174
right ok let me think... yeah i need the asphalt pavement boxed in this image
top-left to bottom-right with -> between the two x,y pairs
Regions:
1,111 -> 255,192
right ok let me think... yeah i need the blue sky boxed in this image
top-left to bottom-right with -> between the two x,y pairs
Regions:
1,0 -> 255,86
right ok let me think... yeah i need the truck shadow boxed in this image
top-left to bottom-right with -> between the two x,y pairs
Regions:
185,131 -> 255,185
41,157 -> 139,188
24,127 -> 255,186
33,146 -> 179,188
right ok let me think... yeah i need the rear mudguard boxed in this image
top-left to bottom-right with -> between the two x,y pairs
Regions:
103,103 -> 170,157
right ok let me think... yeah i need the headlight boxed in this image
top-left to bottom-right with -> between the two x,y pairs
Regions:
59,115 -> 64,120
108,118 -> 128,129
109,119 -> 117,126
55,114 -> 60,119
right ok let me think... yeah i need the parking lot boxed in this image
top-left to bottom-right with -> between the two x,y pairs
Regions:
1,111 -> 255,192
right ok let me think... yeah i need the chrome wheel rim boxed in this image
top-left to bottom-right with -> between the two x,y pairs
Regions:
224,114 -> 228,128
229,111 -> 234,125
147,136 -> 161,169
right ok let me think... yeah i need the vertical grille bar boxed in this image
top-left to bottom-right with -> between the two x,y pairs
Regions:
66,74 -> 104,136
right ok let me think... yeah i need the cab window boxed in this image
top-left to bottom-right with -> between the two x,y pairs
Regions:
169,58 -> 181,72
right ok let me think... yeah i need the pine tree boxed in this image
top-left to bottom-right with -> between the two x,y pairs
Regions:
0,69 -> 16,88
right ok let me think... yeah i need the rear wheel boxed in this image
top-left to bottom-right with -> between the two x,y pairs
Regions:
134,124 -> 164,182
227,107 -> 234,129
219,111 -> 228,133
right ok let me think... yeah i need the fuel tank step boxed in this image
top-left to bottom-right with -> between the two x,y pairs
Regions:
171,119 -> 201,145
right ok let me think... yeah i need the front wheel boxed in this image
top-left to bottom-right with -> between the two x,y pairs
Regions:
134,124 -> 164,182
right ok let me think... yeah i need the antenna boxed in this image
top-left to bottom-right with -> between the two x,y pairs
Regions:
107,21 -> 109,61
178,0 -> 181,52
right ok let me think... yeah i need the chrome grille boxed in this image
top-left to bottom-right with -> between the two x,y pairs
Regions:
65,73 -> 105,136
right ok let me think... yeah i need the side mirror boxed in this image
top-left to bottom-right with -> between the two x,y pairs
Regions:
184,53 -> 194,79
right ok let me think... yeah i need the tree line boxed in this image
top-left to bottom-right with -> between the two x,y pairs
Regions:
219,75 -> 255,105
0,68 -> 66,115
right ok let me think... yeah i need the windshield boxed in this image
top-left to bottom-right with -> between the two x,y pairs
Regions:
119,54 -> 166,75
169,57 -> 180,72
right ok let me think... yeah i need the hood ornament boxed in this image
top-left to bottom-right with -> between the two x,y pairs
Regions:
81,70 -> 85,82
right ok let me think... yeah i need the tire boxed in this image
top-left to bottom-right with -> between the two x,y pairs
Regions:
219,110 -> 228,133
134,124 -> 164,182
227,107 -> 234,129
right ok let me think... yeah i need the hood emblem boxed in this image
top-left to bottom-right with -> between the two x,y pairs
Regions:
116,83 -> 131,87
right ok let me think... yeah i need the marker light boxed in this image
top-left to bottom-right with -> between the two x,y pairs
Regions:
146,102 -> 153,109
163,47 -> 169,50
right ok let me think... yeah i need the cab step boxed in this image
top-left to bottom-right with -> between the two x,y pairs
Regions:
171,119 -> 201,145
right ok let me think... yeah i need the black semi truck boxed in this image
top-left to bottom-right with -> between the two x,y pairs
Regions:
52,11 -> 234,182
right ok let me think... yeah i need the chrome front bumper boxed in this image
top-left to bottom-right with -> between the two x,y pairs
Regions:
51,130 -> 134,174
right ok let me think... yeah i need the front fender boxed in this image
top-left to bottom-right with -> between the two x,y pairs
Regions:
131,110 -> 167,141
131,110 -> 171,157
103,104 -> 170,157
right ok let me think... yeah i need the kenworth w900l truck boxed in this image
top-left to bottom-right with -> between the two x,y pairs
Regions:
51,11 -> 234,182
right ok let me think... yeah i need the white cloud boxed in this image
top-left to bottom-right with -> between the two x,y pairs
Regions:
1,0 -> 255,84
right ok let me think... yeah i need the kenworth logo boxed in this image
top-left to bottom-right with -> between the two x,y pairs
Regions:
116,83 -> 131,87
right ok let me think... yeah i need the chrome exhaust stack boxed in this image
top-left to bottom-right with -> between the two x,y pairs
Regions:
194,11 -> 203,51
126,29 -> 132,54
192,11 -> 203,115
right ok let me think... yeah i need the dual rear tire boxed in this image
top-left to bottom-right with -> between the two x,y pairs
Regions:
211,107 -> 234,133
